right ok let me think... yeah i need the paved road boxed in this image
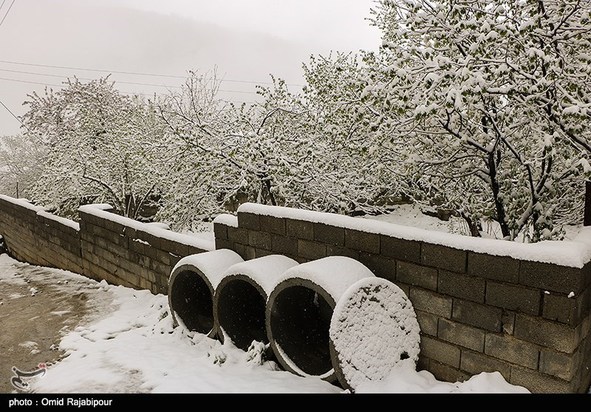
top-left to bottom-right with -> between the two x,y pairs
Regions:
0,260 -> 91,393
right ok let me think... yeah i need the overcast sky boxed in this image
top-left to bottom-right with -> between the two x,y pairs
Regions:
0,0 -> 381,137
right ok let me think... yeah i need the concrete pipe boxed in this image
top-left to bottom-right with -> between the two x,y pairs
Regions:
168,249 -> 244,337
329,277 -> 421,392
213,255 -> 298,352
266,256 -> 375,383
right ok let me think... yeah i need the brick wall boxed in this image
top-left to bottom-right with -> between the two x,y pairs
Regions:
0,196 -> 214,294
213,203 -> 591,394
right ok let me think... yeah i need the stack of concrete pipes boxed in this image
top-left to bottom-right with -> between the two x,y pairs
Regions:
168,249 -> 421,392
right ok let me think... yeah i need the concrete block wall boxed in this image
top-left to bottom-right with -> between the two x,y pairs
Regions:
213,203 -> 591,394
78,205 -> 213,294
0,195 -> 214,294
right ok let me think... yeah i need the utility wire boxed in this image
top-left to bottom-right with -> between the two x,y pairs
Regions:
0,98 -> 27,130
0,73 -> 261,95
0,59 -> 306,87
0,0 -> 15,28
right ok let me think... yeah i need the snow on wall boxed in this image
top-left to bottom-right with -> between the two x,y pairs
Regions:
237,203 -> 591,268
37,210 -> 80,231
79,204 -> 215,252
0,195 -> 45,213
213,214 -> 238,228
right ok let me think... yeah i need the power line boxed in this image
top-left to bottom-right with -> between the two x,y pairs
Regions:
0,59 -> 305,87
0,73 -> 261,95
0,0 -> 15,28
0,98 -> 25,128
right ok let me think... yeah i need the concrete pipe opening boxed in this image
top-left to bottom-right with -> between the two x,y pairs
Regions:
266,256 -> 375,383
214,255 -> 298,352
168,249 -> 244,338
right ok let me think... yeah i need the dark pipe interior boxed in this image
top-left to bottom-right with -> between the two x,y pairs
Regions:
170,270 -> 213,334
270,285 -> 333,376
217,279 -> 267,351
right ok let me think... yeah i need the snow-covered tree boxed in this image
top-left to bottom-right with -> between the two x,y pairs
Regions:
22,77 -> 170,219
360,0 -> 590,240
0,133 -> 46,198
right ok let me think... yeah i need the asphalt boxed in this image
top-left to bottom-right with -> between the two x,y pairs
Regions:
0,262 -> 90,393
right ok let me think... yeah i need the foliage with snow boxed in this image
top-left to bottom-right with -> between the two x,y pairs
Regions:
2,0 -> 590,243
360,0 -> 591,241
18,77 -> 171,220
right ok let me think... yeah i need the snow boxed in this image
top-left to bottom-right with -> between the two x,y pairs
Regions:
170,249 -> 244,290
0,253 -> 531,393
212,213 -> 238,228
330,277 -> 421,391
79,204 -> 215,252
0,195 -> 44,212
37,211 -> 80,231
274,256 -> 375,301
222,255 -> 299,295
238,203 -> 591,268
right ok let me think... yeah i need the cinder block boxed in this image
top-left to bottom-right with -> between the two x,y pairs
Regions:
542,289 -> 588,326
227,227 -> 249,245
237,212 -> 260,231
244,246 -> 256,260
468,252 -> 520,283
421,244 -> 466,273
438,318 -> 485,352
215,238 -> 234,251
249,231 -> 272,250
510,366 -> 574,394
452,299 -> 502,332
102,217 -> 126,235
271,234 -> 298,257
326,245 -> 359,260
486,281 -> 541,315
460,349 -> 512,378
438,270 -> 485,303
357,253 -> 396,283
396,261 -> 437,290
539,348 -> 579,381
344,229 -> 380,254
485,333 -> 539,369
298,239 -> 327,260
160,238 -> 189,257
514,314 -> 579,353
420,336 -> 461,368
260,215 -> 286,236
286,219 -> 314,240
255,248 -> 274,258
428,361 -> 470,384
520,261 -> 587,294
213,223 -> 228,241
314,223 -> 344,246
415,310 -> 438,336
380,236 -> 421,264
409,287 -> 452,318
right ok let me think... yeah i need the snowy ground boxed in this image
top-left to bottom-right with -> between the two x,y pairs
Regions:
368,203 -> 582,241
0,254 -> 529,394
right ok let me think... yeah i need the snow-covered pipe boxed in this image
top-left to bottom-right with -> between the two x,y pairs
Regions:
329,277 -> 421,391
168,249 -> 244,337
265,256 -> 375,383
213,255 -> 299,351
